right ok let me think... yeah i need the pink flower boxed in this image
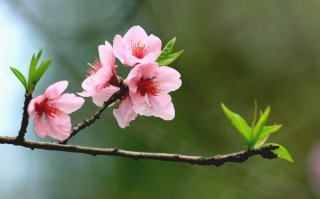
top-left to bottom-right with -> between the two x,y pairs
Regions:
79,41 -> 120,107
113,25 -> 162,67
28,81 -> 85,140
126,62 -> 182,121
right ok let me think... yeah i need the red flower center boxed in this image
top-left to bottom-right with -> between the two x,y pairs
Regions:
137,77 -> 160,96
35,99 -> 62,118
132,41 -> 148,59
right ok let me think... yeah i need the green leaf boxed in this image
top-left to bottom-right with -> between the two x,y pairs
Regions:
259,125 -> 282,140
254,135 -> 270,149
158,50 -> 184,66
253,107 -> 270,138
221,103 -> 251,142
35,49 -> 43,62
28,50 -> 42,90
28,54 -> 36,87
34,58 -> 52,85
254,125 -> 282,148
251,100 -> 258,128
10,67 -> 27,89
156,37 -> 176,63
269,143 -> 294,162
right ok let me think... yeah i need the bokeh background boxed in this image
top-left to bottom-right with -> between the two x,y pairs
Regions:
1,0 -> 320,198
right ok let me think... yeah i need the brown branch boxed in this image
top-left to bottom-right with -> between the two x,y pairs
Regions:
16,94 -> 32,141
59,79 -> 128,144
0,136 -> 279,166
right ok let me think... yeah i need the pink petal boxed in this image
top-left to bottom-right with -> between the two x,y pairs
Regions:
157,66 -> 182,92
139,62 -> 159,77
123,25 -> 148,44
28,95 -> 45,118
44,81 -> 68,99
126,69 -> 140,92
46,114 -> 72,140
34,114 -> 49,138
124,51 -> 140,67
92,86 -> 120,107
148,93 -> 175,120
113,35 -> 126,64
140,52 -> 160,64
93,66 -> 113,92
113,97 -> 138,128
130,91 -> 151,114
77,90 -> 95,98
51,93 -> 85,114
80,75 -> 94,92
145,34 -> 162,56
98,41 -> 115,68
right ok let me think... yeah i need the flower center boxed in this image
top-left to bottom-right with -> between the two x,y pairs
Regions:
35,99 -> 62,118
87,58 -> 102,76
132,41 -> 148,59
137,77 -> 160,96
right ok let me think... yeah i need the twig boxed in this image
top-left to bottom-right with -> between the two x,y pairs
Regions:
16,94 -> 32,141
0,136 -> 279,166
59,84 -> 128,144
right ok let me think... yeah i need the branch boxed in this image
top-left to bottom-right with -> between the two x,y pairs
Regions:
0,136 -> 278,167
16,94 -> 32,141
59,81 -> 128,144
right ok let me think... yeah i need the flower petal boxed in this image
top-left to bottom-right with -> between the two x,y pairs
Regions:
98,41 -> 115,68
130,91 -> 151,114
93,66 -> 113,92
124,52 -> 140,67
78,75 -> 98,97
92,86 -> 120,107
44,81 -> 68,99
51,93 -> 85,114
148,93 -> 175,120
123,25 -> 148,44
34,114 -> 49,138
157,66 -> 182,92
140,52 -> 160,64
113,97 -> 138,128
138,62 -> 159,78
46,114 -> 72,140
145,34 -> 162,57
113,35 -> 126,64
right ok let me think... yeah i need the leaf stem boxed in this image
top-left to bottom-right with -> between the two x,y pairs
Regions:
251,100 -> 258,128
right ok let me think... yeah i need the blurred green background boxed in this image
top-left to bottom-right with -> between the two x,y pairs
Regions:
1,0 -> 320,198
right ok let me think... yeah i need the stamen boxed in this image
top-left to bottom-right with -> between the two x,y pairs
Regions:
87,58 -> 102,76
137,77 -> 160,96
132,41 -> 149,59
35,99 -> 62,118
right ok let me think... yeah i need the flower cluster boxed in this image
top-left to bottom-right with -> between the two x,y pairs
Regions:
79,25 -> 182,128
27,25 -> 182,140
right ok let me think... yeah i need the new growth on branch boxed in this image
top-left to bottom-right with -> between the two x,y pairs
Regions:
6,25 -> 292,166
